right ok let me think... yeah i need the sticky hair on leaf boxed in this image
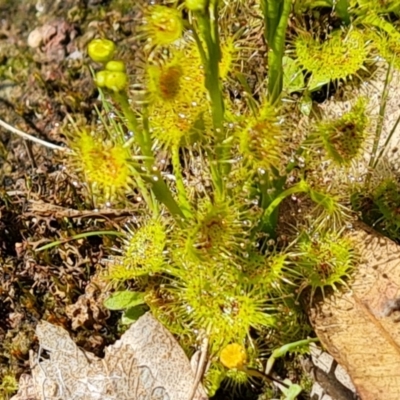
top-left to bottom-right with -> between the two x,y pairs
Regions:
316,98 -> 369,166
141,5 -> 183,46
295,29 -> 368,88
107,219 -> 167,282
145,45 -> 207,147
146,46 -> 205,105
295,231 -> 356,299
238,101 -> 284,173
181,198 -> 249,261
165,262 -> 276,354
69,129 -> 133,203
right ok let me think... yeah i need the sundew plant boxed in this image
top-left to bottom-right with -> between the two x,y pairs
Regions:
57,0 -> 400,395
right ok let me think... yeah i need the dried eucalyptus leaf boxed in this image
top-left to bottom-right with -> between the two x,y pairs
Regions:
26,312 -> 207,400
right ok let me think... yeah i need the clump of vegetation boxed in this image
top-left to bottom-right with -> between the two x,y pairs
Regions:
58,0 -> 400,396
4,0 -> 400,398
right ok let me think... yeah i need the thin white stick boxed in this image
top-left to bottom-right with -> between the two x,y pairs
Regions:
0,116 -> 68,152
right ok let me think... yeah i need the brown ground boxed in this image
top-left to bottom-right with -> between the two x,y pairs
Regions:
0,0 -> 144,394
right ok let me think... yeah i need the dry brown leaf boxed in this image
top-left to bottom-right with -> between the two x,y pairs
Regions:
310,223 -> 400,400
12,313 -> 207,400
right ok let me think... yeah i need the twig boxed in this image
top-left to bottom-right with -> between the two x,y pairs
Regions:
0,116 -> 68,152
188,335 -> 209,400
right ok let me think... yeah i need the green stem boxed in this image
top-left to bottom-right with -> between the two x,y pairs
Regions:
35,231 -> 124,252
257,172 -> 286,238
171,145 -> 193,218
366,60 -> 393,185
195,4 -> 230,195
112,92 -> 152,157
112,91 -> 185,220
374,112 -> 400,169
197,5 -> 224,134
266,338 -> 319,375
261,0 -> 292,104
262,181 -> 309,226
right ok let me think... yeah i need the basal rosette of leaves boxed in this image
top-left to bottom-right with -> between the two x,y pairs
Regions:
79,1 -> 365,395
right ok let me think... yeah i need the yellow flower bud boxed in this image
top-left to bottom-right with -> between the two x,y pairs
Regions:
185,0 -> 208,11
105,60 -> 126,73
105,71 -> 128,92
88,38 -> 116,63
94,70 -> 108,88
94,70 -> 128,92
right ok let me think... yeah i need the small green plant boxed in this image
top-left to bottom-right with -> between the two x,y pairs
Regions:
2,1 -> 400,398
80,2 -> 363,393
25,0 -> 396,396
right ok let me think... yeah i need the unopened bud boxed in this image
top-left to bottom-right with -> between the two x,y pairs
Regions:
88,38 -> 116,63
185,0 -> 208,12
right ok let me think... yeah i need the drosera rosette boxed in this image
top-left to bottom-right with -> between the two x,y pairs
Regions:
237,100 -> 288,175
138,4 -> 184,48
293,229 -> 357,300
310,97 -> 370,167
65,119 -> 136,207
144,43 -> 211,148
160,256 -> 277,356
105,217 -> 169,284
294,28 -> 370,90
173,196 -> 256,263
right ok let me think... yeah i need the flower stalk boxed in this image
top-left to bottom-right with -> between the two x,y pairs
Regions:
261,0 -> 292,104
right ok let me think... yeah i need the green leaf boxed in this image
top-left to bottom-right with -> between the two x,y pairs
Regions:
104,291 -> 145,310
282,56 -> 304,93
300,93 -> 313,116
308,77 -> 329,92
121,305 -> 148,325
281,380 -> 302,400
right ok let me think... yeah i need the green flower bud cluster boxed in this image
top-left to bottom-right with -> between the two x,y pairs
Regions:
87,38 -> 128,93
